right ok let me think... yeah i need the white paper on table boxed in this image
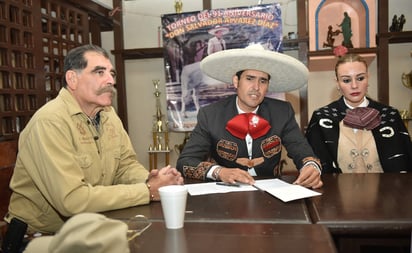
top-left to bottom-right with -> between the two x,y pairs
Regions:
185,182 -> 257,196
254,178 -> 322,202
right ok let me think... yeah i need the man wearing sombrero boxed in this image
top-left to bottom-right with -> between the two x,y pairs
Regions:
207,25 -> 229,55
177,44 -> 323,189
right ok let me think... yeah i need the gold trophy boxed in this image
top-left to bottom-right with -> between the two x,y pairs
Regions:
401,68 -> 412,129
148,80 -> 170,170
402,50 -> 412,122
153,80 -> 164,133
174,0 -> 183,13
401,70 -> 412,90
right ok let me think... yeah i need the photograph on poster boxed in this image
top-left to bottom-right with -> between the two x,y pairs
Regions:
161,3 -> 284,132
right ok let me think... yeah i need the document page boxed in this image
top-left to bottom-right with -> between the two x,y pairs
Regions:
186,178 -> 321,202
254,178 -> 322,202
186,182 -> 257,196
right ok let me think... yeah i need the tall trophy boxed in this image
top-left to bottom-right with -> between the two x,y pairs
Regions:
174,0 -> 183,13
401,69 -> 412,129
402,70 -> 412,90
148,80 -> 170,170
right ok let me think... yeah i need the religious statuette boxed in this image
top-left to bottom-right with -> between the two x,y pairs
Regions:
323,25 -> 341,48
389,14 -> 406,32
337,12 -> 353,48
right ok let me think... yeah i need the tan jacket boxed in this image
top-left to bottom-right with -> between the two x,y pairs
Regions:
6,88 -> 150,233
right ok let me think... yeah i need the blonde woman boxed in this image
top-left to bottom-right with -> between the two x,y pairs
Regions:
306,54 -> 412,173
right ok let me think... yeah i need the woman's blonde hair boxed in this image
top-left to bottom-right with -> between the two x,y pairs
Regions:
335,54 -> 368,79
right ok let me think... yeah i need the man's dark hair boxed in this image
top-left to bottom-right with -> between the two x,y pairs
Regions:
235,70 -> 271,81
62,44 -> 110,88
235,70 -> 244,80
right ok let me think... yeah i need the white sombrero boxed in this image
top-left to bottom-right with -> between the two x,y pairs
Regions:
208,25 -> 229,35
200,44 -> 308,92
24,213 -> 130,253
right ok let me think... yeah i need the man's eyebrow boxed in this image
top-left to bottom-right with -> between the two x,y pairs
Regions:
247,74 -> 268,80
91,66 -> 106,72
91,66 -> 116,75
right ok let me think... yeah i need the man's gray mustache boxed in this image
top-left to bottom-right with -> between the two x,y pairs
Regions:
97,86 -> 117,95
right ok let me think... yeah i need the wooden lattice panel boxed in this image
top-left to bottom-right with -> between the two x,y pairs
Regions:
40,0 -> 89,101
0,0 -> 89,141
0,0 -> 37,139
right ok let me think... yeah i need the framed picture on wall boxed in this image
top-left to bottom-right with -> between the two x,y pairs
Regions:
161,3 -> 284,132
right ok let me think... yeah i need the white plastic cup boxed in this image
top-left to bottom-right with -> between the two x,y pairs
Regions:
158,185 -> 188,229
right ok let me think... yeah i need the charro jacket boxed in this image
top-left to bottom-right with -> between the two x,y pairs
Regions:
305,96 -> 412,173
176,95 -> 319,180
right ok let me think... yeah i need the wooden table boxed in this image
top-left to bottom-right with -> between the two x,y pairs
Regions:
105,189 -> 311,224
306,173 -> 412,253
104,176 -> 312,224
128,222 -> 337,253
106,176 -> 331,252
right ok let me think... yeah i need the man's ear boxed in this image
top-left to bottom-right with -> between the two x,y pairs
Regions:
65,70 -> 77,90
232,75 -> 239,89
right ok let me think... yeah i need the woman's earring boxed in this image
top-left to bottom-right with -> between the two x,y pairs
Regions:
337,87 -> 341,94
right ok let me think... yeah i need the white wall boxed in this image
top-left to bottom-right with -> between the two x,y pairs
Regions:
100,0 -> 412,171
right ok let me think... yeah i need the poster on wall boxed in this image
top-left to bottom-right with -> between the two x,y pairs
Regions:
161,3 -> 283,132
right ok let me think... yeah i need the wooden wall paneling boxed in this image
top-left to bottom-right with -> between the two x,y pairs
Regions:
203,0 -> 211,10
0,1 -> 42,141
66,0 -> 113,32
90,18 -> 102,46
0,140 -> 17,219
297,0 -> 308,131
40,0 -> 91,103
1,0 -> 111,142
111,0 -> 128,131
377,0 -> 389,105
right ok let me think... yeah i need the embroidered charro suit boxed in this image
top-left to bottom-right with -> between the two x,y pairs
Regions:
176,95 -> 318,180
305,96 -> 412,173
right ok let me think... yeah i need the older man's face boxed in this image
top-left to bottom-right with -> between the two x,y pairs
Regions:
67,51 -> 116,116
232,69 -> 269,112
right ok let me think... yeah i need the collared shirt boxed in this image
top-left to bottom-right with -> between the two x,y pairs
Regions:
339,96 -> 383,172
7,88 -> 150,233
207,97 -> 257,179
343,96 -> 368,134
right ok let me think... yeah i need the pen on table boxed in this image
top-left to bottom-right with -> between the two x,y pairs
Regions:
251,184 -> 264,191
216,182 -> 240,187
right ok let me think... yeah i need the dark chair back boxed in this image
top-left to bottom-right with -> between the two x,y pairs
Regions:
0,140 -> 18,219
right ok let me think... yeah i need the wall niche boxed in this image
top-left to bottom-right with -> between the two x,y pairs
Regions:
307,0 -> 376,71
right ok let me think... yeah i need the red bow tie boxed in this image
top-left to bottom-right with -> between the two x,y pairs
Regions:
226,113 -> 271,139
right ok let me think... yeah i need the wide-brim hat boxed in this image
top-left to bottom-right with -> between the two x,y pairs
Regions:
24,213 -> 130,253
200,44 -> 308,92
208,25 -> 229,35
